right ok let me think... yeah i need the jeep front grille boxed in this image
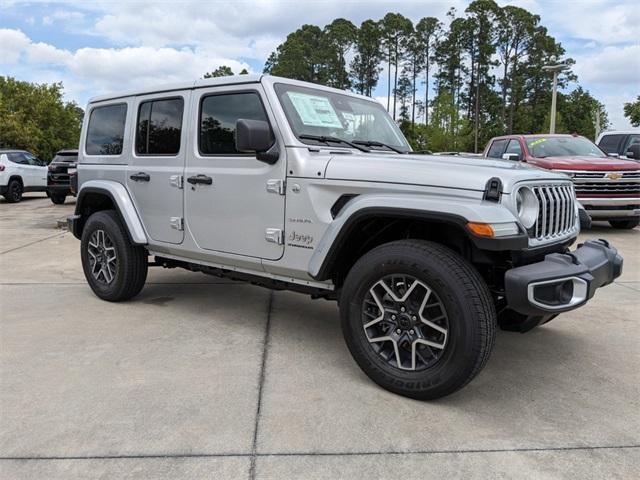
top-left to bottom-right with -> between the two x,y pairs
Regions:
530,184 -> 577,242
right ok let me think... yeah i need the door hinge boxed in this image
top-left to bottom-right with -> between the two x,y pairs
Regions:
170,175 -> 183,189
265,228 -> 284,245
170,217 -> 184,231
266,179 -> 286,195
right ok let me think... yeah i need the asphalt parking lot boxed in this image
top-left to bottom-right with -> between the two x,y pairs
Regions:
1,193 -> 638,479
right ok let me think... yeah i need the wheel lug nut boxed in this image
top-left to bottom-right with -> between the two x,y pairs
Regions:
400,306 -> 406,312
409,329 -> 415,335
412,316 -> 417,321
391,314 -> 396,320
396,329 -> 401,334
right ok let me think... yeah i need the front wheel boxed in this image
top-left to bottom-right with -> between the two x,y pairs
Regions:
49,192 -> 66,204
340,240 -> 496,400
81,210 -> 148,301
609,218 -> 639,230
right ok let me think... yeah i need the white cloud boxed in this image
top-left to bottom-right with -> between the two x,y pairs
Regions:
574,44 -> 640,86
0,28 -> 30,62
0,28 -> 251,105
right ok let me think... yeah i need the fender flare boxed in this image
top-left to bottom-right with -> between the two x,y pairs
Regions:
308,193 -> 525,280
74,180 -> 147,244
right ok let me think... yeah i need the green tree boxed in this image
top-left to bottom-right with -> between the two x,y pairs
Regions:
558,87 -> 609,139
264,25 -> 330,83
324,18 -> 357,89
204,65 -> 235,78
350,20 -> 382,96
415,17 -> 442,124
623,96 -> 640,127
0,76 -> 82,161
381,13 -> 413,119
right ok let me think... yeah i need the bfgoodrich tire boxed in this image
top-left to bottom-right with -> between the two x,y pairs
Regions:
340,240 -> 496,400
608,218 -> 639,230
81,210 -> 148,301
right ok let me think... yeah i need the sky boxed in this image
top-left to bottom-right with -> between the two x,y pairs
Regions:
1,0 -> 638,130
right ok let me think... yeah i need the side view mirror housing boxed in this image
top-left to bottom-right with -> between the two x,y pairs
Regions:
235,119 -> 279,164
625,143 -> 640,160
502,153 -> 520,161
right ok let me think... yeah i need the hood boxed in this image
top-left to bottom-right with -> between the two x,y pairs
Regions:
324,153 -> 567,194
528,155 -> 640,171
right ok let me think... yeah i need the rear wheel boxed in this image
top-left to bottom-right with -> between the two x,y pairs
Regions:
81,210 -> 148,301
49,192 -> 66,205
340,240 -> 496,400
609,218 -> 639,229
4,179 -> 23,203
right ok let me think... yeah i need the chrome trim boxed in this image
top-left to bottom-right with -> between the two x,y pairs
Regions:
522,181 -> 579,246
527,276 -> 588,311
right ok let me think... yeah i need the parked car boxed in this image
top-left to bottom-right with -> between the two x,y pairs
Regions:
0,149 -> 48,203
68,75 -> 622,400
47,149 -> 78,204
596,130 -> 640,161
483,134 -> 640,229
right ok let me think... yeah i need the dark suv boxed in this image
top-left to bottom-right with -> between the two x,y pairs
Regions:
47,149 -> 78,204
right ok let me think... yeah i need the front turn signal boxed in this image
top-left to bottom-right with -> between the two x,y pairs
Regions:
467,222 -> 495,237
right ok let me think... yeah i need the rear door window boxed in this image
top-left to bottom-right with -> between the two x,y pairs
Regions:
487,139 -> 507,158
135,97 -> 184,155
85,104 -> 127,155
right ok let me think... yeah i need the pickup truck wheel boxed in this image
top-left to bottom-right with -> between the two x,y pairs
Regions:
340,240 -> 496,400
81,210 -> 147,301
608,218 -> 639,229
4,179 -> 23,203
49,193 -> 66,205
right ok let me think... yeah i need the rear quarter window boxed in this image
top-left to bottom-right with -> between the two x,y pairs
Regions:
85,104 -> 127,155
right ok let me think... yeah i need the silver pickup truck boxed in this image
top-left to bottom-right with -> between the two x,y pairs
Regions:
68,75 -> 623,400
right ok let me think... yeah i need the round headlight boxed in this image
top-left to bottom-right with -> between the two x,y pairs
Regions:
516,186 -> 539,229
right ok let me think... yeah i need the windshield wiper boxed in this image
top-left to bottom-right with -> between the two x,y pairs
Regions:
298,134 -> 370,152
353,140 -> 407,154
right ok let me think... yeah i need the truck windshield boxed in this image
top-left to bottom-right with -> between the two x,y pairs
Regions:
526,136 -> 606,158
274,83 -> 410,153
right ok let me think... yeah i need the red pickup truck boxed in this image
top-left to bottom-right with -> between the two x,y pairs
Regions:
483,134 -> 640,229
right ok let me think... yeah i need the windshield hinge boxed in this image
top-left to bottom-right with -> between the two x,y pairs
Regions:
265,228 -> 284,245
169,217 -> 184,231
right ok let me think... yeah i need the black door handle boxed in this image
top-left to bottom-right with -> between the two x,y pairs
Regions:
130,172 -> 150,182
187,174 -> 213,185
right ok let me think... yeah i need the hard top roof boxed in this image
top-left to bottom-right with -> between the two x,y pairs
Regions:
87,74 -> 375,104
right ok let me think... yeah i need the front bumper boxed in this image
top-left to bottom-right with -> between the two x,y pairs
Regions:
505,239 -> 622,317
579,197 -> 640,218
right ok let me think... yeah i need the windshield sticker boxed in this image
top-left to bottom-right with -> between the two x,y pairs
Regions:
287,92 -> 343,128
529,138 -> 547,146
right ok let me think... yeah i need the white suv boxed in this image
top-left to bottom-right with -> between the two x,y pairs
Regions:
0,149 -> 49,203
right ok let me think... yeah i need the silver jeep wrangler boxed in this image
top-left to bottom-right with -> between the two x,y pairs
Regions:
68,75 -> 623,399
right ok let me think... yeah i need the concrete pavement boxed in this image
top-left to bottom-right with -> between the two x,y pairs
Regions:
1,193 -> 638,479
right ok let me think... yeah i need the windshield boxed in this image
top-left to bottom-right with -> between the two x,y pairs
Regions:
274,83 -> 410,152
525,136 -> 606,158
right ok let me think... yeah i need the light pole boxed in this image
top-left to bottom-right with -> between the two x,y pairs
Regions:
542,57 -> 570,134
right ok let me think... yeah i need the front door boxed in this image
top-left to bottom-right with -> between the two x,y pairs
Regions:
185,85 -> 286,260
127,92 -> 189,244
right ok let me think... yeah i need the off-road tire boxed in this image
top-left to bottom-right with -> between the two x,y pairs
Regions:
50,193 -> 66,205
609,218 -> 639,230
340,239 -> 496,400
81,210 -> 148,301
4,179 -> 23,203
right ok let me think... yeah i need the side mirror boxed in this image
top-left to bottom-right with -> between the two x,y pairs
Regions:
235,119 -> 278,164
625,143 -> 640,160
607,153 -> 620,158
502,153 -> 520,161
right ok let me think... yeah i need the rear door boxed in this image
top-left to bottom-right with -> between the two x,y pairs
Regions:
127,92 -> 189,244
184,84 -> 286,260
